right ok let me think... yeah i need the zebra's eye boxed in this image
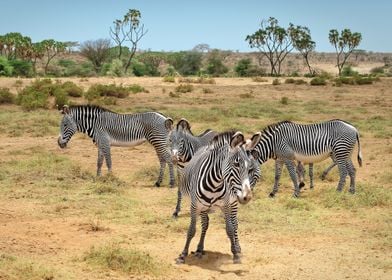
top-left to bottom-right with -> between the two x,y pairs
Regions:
233,159 -> 240,167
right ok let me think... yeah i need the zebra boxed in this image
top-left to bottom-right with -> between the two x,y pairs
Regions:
250,120 -> 362,197
57,105 -> 175,187
176,131 -> 261,264
167,118 -> 218,218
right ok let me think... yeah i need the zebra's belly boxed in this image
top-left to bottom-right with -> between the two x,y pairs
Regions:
294,151 -> 330,163
110,138 -> 147,147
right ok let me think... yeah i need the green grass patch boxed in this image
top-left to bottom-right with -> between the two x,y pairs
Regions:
83,243 -> 163,276
0,254 -> 56,280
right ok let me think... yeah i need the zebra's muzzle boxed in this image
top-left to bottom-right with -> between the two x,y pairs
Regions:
57,137 -> 67,149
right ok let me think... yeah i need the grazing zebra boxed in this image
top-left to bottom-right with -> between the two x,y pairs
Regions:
167,119 -> 218,218
57,105 -> 175,187
296,161 -> 337,189
250,120 -> 362,197
176,131 -> 261,264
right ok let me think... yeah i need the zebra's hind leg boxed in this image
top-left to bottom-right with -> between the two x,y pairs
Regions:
176,206 -> 197,264
270,159 -> 284,198
346,160 -> 356,194
193,211 -> 209,258
336,161 -> 348,192
97,149 -> 105,176
321,162 -> 337,180
309,163 -> 314,189
155,158 -> 166,187
285,160 -> 301,198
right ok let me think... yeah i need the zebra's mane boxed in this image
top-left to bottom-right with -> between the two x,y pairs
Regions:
69,104 -> 112,113
261,121 -> 292,135
210,130 -> 236,145
197,129 -> 213,137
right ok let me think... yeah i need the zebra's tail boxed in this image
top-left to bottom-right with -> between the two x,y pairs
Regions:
356,132 -> 363,167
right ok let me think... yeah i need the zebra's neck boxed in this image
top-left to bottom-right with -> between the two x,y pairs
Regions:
255,134 -> 275,164
70,107 -> 101,138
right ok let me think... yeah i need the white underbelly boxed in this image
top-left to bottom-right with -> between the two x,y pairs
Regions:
110,138 -> 146,147
294,151 -> 330,163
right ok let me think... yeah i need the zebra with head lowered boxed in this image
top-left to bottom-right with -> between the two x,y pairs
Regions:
176,131 -> 261,264
167,119 -> 218,217
57,105 -> 175,187
250,120 -> 362,197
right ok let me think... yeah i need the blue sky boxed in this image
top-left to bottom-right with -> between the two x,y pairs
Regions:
1,0 -> 391,52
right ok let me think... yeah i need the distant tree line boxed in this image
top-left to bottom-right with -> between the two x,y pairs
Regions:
0,11 -> 374,78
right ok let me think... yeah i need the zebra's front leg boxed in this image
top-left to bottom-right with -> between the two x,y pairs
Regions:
285,160 -> 300,197
176,206 -> 197,264
296,162 -> 306,188
172,189 -> 182,218
270,159 -> 284,198
224,207 -> 241,264
168,159 -> 175,188
194,211 -> 209,258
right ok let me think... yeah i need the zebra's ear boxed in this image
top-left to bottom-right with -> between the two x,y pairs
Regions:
230,131 -> 245,148
164,118 -> 174,131
177,118 -> 191,131
61,105 -> 70,115
245,132 -> 261,150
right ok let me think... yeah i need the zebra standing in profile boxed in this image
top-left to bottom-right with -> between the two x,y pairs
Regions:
176,131 -> 261,264
57,105 -> 175,187
167,119 -> 218,217
250,120 -> 362,197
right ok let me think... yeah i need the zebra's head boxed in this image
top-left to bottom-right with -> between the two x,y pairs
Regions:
225,132 -> 261,205
58,105 -> 77,149
167,119 -> 192,164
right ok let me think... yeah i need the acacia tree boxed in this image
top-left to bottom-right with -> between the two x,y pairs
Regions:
41,39 -> 66,75
110,9 -> 148,72
329,29 -> 362,76
246,17 -> 299,76
80,39 -> 111,73
291,26 -> 316,76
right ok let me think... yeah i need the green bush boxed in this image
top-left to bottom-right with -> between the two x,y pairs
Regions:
284,78 -> 295,84
310,77 -> 327,86
132,61 -> 147,77
0,56 -> 13,76
294,79 -> 307,85
370,66 -> 385,75
9,59 -> 33,77
105,58 -> 124,77
163,76 -> 175,83
281,96 -> 289,105
53,88 -> 69,108
252,76 -> 268,82
61,81 -> 83,97
205,50 -> 228,76
235,58 -> 265,77
341,65 -> 358,77
356,77 -> 373,85
0,88 -> 15,104
175,84 -> 194,93
272,78 -> 280,85
16,87 -> 49,110
128,84 -> 148,93
167,51 -> 202,76
85,84 -> 131,101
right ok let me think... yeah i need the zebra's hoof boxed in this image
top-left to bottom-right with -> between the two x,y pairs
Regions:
349,189 -> 355,194
292,193 -> 300,198
320,174 -> 326,181
299,182 -> 305,188
233,255 -> 241,264
192,250 -> 204,259
175,255 -> 186,264
155,182 -> 160,187
172,212 -> 179,219
269,192 -> 275,198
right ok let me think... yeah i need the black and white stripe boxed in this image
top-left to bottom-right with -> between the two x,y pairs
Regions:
176,131 -> 260,264
57,105 -> 175,187
251,120 -> 362,197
